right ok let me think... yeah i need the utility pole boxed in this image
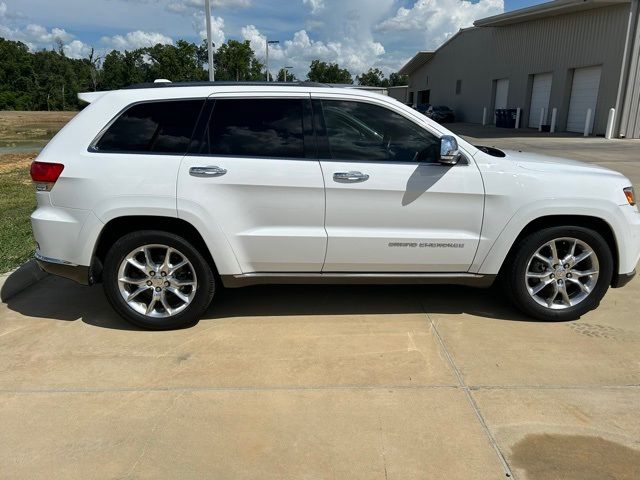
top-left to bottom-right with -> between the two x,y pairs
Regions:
266,39 -> 279,81
284,66 -> 292,82
205,0 -> 215,81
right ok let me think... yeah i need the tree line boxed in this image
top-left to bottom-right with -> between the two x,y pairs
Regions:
0,37 -> 407,111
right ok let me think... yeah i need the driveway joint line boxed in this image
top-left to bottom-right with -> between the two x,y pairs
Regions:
423,310 -> 515,479
470,384 -> 640,390
0,384 -> 461,395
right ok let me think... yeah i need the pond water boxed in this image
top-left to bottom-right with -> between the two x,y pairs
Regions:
0,141 -> 47,154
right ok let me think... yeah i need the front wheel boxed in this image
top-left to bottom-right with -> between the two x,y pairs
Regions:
504,226 -> 613,321
103,230 -> 215,330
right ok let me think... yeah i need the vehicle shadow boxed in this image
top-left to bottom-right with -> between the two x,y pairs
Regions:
402,164 -> 448,206
2,275 -> 547,331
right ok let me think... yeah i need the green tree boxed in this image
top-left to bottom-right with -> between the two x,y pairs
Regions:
356,68 -> 388,87
144,40 -> 208,82
277,68 -> 296,82
214,40 -> 264,81
101,50 -> 146,90
306,60 -> 352,84
388,72 -> 408,87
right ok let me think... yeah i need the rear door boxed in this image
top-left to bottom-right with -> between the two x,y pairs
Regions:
177,93 -> 327,273
313,96 -> 485,273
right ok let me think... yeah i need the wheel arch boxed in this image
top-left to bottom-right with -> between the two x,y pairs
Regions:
91,216 -> 219,283
497,215 -> 619,285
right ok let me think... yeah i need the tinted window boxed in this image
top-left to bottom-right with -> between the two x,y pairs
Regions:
200,99 -> 304,158
320,100 -> 439,163
95,100 -> 203,154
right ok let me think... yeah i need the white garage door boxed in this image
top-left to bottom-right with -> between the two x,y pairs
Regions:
528,73 -> 552,128
494,78 -> 509,110
567,66 -> 601,134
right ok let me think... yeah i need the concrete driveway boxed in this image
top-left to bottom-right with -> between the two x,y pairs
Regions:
1,129 -> 639,479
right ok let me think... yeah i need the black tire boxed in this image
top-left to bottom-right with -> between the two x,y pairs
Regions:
103,230 -> 215,330
503,226 -> 613,321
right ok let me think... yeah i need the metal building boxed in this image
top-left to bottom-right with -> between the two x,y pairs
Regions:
399,0 -> 640,138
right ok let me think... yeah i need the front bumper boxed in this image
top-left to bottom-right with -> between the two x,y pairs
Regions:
35,251 -> 90,285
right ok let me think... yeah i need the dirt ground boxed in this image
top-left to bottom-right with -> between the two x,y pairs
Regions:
0,110 -> 76,146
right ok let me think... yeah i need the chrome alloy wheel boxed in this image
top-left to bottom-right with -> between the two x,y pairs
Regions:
117,244 -> 197,318
525,237 -> 600,310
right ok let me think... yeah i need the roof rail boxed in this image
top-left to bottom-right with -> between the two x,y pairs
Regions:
122,80 -> 331,90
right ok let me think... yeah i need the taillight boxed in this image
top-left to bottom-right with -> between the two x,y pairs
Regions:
30,161 -> 64,191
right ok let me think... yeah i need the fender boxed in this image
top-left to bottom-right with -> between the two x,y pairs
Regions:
472,198 -> 627,275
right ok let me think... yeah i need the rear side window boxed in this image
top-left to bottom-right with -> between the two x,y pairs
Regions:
94,100 -> 204,154
198,98 -> 305,158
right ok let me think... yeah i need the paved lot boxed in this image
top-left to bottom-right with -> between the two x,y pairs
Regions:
1,127 -> 639,479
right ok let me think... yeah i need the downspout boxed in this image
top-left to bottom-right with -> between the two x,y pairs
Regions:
614,0 -> 640,137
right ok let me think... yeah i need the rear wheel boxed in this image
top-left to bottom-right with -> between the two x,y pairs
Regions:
103,230 -> 215,330
504,226 -> 613,321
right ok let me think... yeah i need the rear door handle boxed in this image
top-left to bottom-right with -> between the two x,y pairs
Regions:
189,166 -> 227,177
333,171 -> 370,183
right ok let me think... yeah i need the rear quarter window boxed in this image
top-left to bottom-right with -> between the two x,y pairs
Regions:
93,100 -> 204,154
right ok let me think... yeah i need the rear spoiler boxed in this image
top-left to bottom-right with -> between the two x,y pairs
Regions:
78,91 -> 108,104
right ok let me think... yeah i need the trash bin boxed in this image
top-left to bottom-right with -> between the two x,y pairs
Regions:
505,108 -> 517,128
495,109 -> 505,127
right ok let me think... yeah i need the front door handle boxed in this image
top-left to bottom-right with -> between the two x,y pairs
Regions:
189,166 -> 227,177
333,171 -> 370,183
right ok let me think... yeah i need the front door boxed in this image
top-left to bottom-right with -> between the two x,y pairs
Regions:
178,94 -> 326,273
313,97 -> 485,272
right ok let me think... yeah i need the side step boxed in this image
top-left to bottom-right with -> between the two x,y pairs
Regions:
221,272 -> 496,288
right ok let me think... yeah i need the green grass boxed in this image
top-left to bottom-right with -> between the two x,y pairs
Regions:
0,154 -> 36,273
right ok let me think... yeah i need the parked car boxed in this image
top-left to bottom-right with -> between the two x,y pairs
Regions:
30,82 -> 639,329
413,103 -> 431,115
426,105 -> 455,123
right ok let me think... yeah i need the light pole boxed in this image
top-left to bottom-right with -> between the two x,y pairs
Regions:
284,66 -> 293,82
205,0 -> 215,81
265,39 -> 279,81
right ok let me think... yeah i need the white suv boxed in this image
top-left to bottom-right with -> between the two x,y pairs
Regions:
30,82 -> 640,329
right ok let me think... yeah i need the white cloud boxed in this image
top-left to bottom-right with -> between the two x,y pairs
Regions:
63,39 -> 92,59
197,14 -> 226,48
166,0 -> 251,11
24,24 -> 73,44
0,2 -> 80,52
303,0 -> 324,14
101,30 -> 174,50
241,25 -> 386,80
377,0 -> 504,48
0,21 -> 75,52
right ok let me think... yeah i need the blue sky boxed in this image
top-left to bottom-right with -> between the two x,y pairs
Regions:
0,0 -> 548,77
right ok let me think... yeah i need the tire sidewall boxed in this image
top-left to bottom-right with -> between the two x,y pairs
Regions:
509,226 -> 613,321
103,230 -> 215,330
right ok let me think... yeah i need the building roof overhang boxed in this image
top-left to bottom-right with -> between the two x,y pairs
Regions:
474,0 -> 630,27
398,52 -> 435,76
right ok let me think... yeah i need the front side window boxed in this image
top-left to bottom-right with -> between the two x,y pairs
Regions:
320,100 -> 439,163
199,98 -> 305,158
94,100 -> 204,154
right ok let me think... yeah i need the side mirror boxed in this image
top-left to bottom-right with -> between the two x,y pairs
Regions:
439,135 -> 461,165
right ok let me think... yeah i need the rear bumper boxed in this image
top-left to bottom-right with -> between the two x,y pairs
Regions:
611,269 -> 636,288
35,251 -> 90,285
